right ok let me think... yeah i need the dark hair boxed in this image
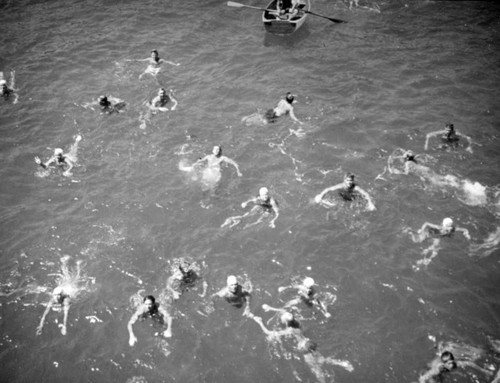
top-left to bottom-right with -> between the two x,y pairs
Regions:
441,351 -> 454,361
445,123 -> 454,130
344,172 -> 355,180
151,49 -> 158,54
143,295 -> 155,303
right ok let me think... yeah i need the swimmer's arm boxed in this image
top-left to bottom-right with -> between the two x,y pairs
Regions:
241,197 -> 257,209
314,184 -> 342,203
162,59 -> 180,66
419,222 -> 440,234
269,199 -> 280,228
456,227 -> 471,240
43,156 -> 58,168
211,287 -> 227,299
127,309 -> 142,346
355,186 -> 376,211
424,130 -> 444,150
36,300 -> 53,335
242,291 -> 251,316
63,158 -> 75,177
288,107 -> 302,125
169,95 -> 178,111
457,132 -> 474,153
61,298 -> 70,335
456,360 -> 493,376
166,277 -> 181,299
222,157 -> 242,177
194,155 -> 209,166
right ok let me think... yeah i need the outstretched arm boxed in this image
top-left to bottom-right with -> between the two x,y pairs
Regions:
162,59 -> 180,66
63,158 -> 75,177
60,298 -> 70,335
222,157 -> 242,177
169,94 -> 178,111
127,310 -> 141,346
354,186 -> 376,211
269,198 -> 280,228
158,305 -> 173,338
289,107 -> 302,125
456,227 -> 471,240
194,155 -> 209,166
314,184 -> 342,204
242,292 -> 251,317
424,130 -> 443,150
457,132 -> 474,153
241,197 -> 257,209
36,301 -> 53,335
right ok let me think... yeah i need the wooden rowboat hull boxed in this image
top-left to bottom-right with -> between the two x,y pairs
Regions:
262,0 -> 310,35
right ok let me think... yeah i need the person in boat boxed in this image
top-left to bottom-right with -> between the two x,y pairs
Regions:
127,295 -> 173,346
424,123 -> 473,153
193,145 -> 242,177
212,275 -> 252,317
147,88 -> 178,112
314,173 -> 376,211
34,135 -> 82,177
275,0 -> 303,20
84,95 -> 126,114
0,70 -> 19,104
266,92 -> 302,124
126,49 -> 180,79
221,186 -> 280,228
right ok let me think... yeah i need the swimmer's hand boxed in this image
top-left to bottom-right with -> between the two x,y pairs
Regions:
75,135 -> 82,142
367,203 -> 376,211
162,329 -> 172,338
35,325 -> 43,336
129,334 -> 138,346
241,202 -> 248,208
158,107 -> 169,112
237,171 -> 242,177
314,195 -> 322,204
34,156 -> 45,168
269,221 -> 276,228
60,325 -> 67,336
63,170 -> 72,177
262,304 -> 271,312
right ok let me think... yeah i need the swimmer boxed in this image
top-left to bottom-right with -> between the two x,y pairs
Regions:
278,277 -> 331,318
221,186 -> 280,229
36,256 -> 85,336
419,349 -> 493,383
126,49 -> 180,79
424,123 -> 473,153
314,173 -> 376,211
242,92 -> 302,126
166,259 -> 207,300
127,295 -> 173,346
83,95 -> 125,114
404,217 -> 471,269
147,88 -> 178,112
0,70 -> 19,103
193,145 -> 242,178
212,275 -> 252,317
34,135 -> 82,177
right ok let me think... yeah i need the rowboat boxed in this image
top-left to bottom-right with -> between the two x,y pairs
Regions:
262,0 -> 310,35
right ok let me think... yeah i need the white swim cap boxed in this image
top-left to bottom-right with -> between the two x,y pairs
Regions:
227,275 -> 237,285
442,217 -> 454,227
259,187 -> 269,195
0,80 -> 6,86
281,312 -> 294,323
54,148 -> 63,155
303,277 -> 315,288
53,286 -> 63,295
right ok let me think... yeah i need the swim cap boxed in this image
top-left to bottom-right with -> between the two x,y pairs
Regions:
54,148 -> 64,155
259,187 -> 269,195
442,217 -> 454,227
227,275 -> 237,285
281,312 -> 294,323
53,286 -> 63,295
0,80 -> 6,86
303,277 -> 315,288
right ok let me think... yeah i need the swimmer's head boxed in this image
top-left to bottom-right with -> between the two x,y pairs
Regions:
151,49 -> 159,57
158,88 -> 167,96
344,173 -> 355,187
54,148 -> 64,156
404,151 -> 416,162
259,187 -> 269,199
0,80 -> 6,86
143,295 -> 155,304
303,277 -> 315,288
445,123 -> 454,132
440,351 -> 457,371
213,145 -> 222,156
280,311 -> 294,325
227,275 -> 238,286
285,92 -> 294,104
98,95 -> 108,106
442,217 -> 454,228
53,286 -> 63,296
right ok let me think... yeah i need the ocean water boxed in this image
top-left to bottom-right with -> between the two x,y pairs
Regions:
1,0 -> 499,382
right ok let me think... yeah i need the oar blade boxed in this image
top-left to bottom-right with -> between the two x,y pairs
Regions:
227,1 -> 245,7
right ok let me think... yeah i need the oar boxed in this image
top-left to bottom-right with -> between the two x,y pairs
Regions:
227,1 -> 273,12
304,10 -> 346,24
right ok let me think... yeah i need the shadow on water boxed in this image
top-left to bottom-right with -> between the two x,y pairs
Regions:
262,24 -> 311,48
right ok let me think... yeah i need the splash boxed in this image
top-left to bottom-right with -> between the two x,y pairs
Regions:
469,227 -> 500,258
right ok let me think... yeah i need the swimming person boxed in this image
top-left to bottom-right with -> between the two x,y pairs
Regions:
212,275 -> 252,317
139,88 -> 178,129
126,49 -> 180,79
193,145 -> 242,185
387,149 -> 488,206
424,123 -> 473,153
0,70 -> 19,103
36,256 -> 87,336
221,187 -> 280,228
404,217 -> 471,269
314,173 -> 376,211
278,277 -> 331,318
241,92 -> 303,126
165,258 -> 207,301
34,135 -> 82,177
83,95 -> 126,114
127,295 -> 173,346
